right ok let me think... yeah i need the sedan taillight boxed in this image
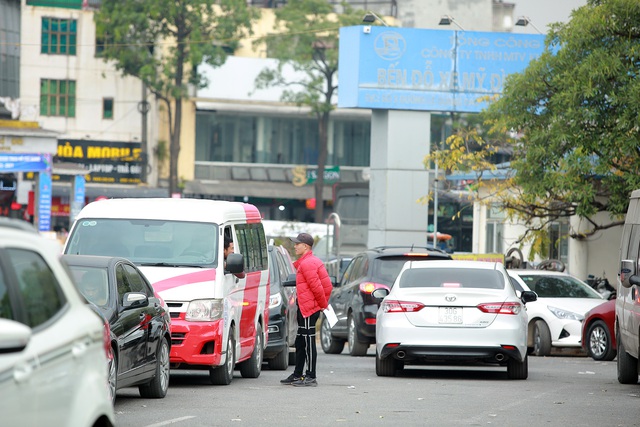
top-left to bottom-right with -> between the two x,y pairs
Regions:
102,318 -> 113,361
477,302 -> 522,315
382,300 -> 425,313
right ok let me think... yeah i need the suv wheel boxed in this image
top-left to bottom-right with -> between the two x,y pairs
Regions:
347,315 -> 369,356
320,314 -> 345,354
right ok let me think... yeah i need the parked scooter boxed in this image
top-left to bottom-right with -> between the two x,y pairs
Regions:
586,274 -> 616,300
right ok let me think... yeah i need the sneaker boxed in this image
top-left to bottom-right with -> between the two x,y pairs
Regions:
280,373 -> 303,385
292,377 -> 318,387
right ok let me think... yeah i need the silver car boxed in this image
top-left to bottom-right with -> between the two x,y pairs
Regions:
374,260 -> 537,380
0,219 -> 115,426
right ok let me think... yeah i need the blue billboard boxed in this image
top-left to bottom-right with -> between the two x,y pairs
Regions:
338,26 -> 545,113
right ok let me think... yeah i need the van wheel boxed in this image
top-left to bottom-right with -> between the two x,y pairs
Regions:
532,320 -> 551,356
139,337 -> 170,398
240,324 -> 263,378
617,335 -> 639,384
210,328 -> 235,385
320,314 -> 345,354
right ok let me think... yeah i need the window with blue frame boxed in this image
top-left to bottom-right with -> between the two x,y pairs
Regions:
41,17 -> 77,55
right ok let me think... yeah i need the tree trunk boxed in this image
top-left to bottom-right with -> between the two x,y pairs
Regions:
169,33 -> 187,196
314,111 -> 329,223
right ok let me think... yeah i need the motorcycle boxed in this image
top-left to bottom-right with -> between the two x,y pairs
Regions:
586,274 -> 616,300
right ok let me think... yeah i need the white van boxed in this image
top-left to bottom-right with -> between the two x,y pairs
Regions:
616,189 -> 640,384
64,198 -> 269,385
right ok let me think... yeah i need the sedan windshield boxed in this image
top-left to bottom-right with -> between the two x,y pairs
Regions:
66,218 -> 219,267
517,274 -> 602,298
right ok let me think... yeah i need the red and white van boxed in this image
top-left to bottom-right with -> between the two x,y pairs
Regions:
64,198 -> 269,385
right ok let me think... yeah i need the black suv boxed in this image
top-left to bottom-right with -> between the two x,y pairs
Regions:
263,245 -> 297,370
320,246 -> 452,356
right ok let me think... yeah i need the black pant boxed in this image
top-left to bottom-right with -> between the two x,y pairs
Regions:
294,308 -> 320,379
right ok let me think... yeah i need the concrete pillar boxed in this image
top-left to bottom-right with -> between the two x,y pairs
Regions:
568,215 -> 588,278
368,110 -> 430,248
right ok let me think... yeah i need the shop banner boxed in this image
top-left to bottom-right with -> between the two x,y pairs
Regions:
0,153 -> 51,172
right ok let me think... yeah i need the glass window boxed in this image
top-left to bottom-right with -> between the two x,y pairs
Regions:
486,222 -> 503,253
41,17 -> 77,55
103,98 -> 114,119
115,264 -> 132,301
399,268 -> 505,290
6,248 -> 66,328
123,264 -> 149,294
40,79 -> 76,117
0,266 -> 13,320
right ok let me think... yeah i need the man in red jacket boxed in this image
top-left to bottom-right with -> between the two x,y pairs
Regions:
280,233 -> 332,387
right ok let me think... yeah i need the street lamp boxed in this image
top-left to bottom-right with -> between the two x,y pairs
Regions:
362,11 -> 389,27
515,16 -> 543,34
438,15 -> 465,31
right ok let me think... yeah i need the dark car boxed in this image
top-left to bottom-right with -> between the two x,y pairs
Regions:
321,246 -> 452,356
582,299 -> 617,361
264,245 -> 297,370
62,254 -> 171,403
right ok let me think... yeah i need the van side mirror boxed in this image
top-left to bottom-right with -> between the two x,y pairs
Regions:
226,253 -> 244,274
620,259 -> 635,288
330,276 -> 338,286
283,273 -> 297,287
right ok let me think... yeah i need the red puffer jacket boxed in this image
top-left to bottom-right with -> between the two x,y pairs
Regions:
293,250 -> 332,318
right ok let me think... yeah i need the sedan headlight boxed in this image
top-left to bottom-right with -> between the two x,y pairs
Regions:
269,293 -> 282,309
186,299 -> 223,321
547,305 -> 584,321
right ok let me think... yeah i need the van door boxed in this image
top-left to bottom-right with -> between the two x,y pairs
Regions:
621,224 -> 640,357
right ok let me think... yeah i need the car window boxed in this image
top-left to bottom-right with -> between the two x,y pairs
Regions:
341,256 -> 361,284
73,267 -> 108,307
510,276 -> 524,292
517,275 -> 601,298
116,264 -> 133,301
0,266 -> 13,320
399,268 -> 505,289
6,248 -> 66,328
372,258 -> 409,285
123,264 -> 151,295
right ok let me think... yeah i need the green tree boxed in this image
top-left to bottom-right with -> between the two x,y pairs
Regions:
253,0 -> 369,222
428,0 -> 640,255
94,0 -> 257,195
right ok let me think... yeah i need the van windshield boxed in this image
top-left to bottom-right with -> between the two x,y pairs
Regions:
65,218 -> 219,267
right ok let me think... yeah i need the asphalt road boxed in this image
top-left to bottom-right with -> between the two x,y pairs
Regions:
114,350 -> 639,427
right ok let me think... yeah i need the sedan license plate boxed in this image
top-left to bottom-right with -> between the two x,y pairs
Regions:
439,307 -> 463,324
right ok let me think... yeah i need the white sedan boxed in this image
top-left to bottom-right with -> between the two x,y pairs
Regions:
507,269 -> 604,356
373,260 -> 537,380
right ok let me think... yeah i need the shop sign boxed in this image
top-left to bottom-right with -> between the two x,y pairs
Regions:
56,139 -> 142,184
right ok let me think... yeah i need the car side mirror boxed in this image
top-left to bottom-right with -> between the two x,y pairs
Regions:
329,275 -> 338,286
371,288 -> 389,300
629,275 -> 640,287
0,318 -> 31,353
283,273 -> 297,287
226,253 -> 244,274
520,290 -> 537,304
122,292 -> 149,310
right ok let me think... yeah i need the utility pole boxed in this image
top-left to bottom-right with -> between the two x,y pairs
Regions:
138,82 -> 150,183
